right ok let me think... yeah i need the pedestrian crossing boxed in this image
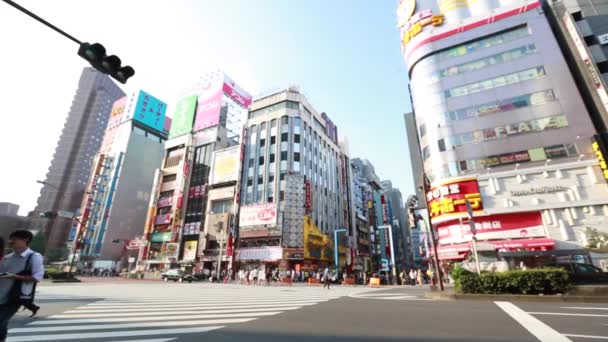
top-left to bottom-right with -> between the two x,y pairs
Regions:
8,286 -> 345,342
348,292 -> 429,300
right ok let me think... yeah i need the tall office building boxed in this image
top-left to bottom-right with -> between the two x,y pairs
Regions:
398,0 -> 608,266
403,112 -> 427,208
31,68 -> 125,251
73,91 -> 169,269
235,88 -> 349,274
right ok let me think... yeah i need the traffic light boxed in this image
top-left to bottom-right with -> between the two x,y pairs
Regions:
78,42 -> 135,84
39,211 -> 58,219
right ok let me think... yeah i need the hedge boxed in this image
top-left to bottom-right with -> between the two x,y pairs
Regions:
452,265 -> 572,295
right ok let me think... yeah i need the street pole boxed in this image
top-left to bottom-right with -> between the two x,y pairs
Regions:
465,201 -> 481,275
216,222 -> 224,282
387,225 -> 397,284
334,229 -> 346,272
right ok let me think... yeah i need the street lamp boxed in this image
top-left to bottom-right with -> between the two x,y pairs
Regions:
377,225 -> 397,285
333,228 -> 347,272
215,222 -> 225,282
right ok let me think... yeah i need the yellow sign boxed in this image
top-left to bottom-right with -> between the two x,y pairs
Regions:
430,193 -> 482,217
304,216 -> 332,262
402,14 -> 445,48
183,240 -> 198,261
396,0 -> 417,28
592,141 -> 608,180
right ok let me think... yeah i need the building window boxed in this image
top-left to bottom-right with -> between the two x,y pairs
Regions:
271,136 -> 276,144
281,133 -> 289,142
438,139 -> 446,152
419,123 -> 426,138
269,154 -> 275,163
280,151 -> 288,161
439,44 -> 537,78
210,199 -> 233,214
445,66 -> 546,98
260,139 -> 266,147
258,176 -> 264,184
445,89 -> 556,122
294,153 -> 301,162
294,134 -> 301,143
162,174 -> 177,183
259,156 -> 264,165
422,146 -> 430,161
249,158 -> 255,167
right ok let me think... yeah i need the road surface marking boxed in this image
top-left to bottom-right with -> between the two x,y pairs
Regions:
37,307 -> 299,324
7,326 -> 223,342
560,307 -> 608,311
563,334 -> 608,340
528,312 -> 608,318
84,297 -> 335,308
495,301 -> 572,342
64,301 -> 322,313
10,318 -> 254,334
49,306 -> 303,319
97,339 -> 176,342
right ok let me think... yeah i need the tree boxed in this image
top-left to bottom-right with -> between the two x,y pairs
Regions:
30,231 -> 46,256
46,247 -> 69,263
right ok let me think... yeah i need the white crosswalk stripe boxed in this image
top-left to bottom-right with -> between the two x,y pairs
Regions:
348,292 -> 429,300
8,286 -> 344,342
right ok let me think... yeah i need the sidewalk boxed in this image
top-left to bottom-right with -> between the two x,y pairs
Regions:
425,289 -> 608,303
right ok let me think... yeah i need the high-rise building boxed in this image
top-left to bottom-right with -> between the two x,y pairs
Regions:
398,0 -> 608,266
0,202 -> 19,217
235,88 -> 349,274
72,91 -> 169,269
141,71 -> 251,272
31,68 -> 125,251
403,112 -> 427,208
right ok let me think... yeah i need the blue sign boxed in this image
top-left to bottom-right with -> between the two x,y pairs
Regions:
133,90 -> 167,132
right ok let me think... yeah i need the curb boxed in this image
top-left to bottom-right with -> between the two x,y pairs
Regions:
425,292 -> 608,303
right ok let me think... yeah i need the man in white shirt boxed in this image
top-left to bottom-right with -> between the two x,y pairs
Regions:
0,230 -> 44,341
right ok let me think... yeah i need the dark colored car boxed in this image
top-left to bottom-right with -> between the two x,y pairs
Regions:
549,263 -> 608,284
160,269 -> 193,283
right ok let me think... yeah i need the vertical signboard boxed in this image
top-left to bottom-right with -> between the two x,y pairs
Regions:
210,146 -> 240,185
305,180 -> 312,212
100,97 -> 127,154
193,73 -> 224,132
133,90 -> 168,132
169,95 -> 198,139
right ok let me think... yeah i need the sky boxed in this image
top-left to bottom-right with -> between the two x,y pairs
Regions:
0,0 -> 414,216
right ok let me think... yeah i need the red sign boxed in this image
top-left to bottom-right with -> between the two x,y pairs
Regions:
427,178 -> 483,222
258,209 -> 276,221
226,233 -> 234,257
305,181 -> 312,212
437,211 -> 545,245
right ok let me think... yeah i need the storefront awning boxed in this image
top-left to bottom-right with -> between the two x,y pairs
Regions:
435,238 -> 555,260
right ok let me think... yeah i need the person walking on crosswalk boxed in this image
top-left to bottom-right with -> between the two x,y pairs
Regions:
322,267 -> 331,289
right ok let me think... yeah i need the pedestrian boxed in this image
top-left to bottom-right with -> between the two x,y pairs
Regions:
266,268 -> 272,286
0,230 -> 44,340
399,270 -> 406,286
416,269 -> 423,286
426,268 -> 434,286
252,268 -> 258,286
247,269 -> 252,285
322,267 -> 331,289
409,269 -> 416,286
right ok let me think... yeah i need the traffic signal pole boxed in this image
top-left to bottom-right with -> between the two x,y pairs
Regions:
2,0 -> 135,83
2,0 -> 81,44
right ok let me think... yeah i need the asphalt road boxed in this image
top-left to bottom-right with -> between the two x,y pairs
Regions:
6,282 -> 606,342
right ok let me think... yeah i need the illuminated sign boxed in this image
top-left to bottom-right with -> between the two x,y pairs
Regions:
592,140 -> 608,180
427,178 -> 483,221
401,13 -> 444,48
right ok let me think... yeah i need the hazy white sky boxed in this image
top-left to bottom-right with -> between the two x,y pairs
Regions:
0,0 -> 414,216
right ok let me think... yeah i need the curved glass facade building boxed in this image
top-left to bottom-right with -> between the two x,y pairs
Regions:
400,0 -> 595,182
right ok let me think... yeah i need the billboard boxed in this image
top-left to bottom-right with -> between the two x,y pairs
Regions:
100,97 -> 127,153
132,90 -> 167,132
321,112 -> 338,144
437,212 -> 545,245
193,73 -> 224,132
210,146 -> 240,185
183,240 -> 198,261
239,204 -> 277,227
223,74 -> 252,108
426,177 -> 483,223
169,95 -> 198,139
235,247 -> 282,261
165,242 -> 179,258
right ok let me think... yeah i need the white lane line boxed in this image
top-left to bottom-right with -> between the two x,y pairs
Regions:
52,304 -> 313,318
85,297 -> 336,307
105,340 -> 176,342
28,311 -> 281,326
563,334 -> 608,340
495,301 -> 572,342
528,312 -> 608,318
66,300 -> 325,313
6,325 -> 223,342
96,295 -> 341,303
10,318 -> 254,334
560,307 -> 608,311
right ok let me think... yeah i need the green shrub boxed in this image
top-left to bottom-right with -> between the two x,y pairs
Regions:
454,267 -> 572,295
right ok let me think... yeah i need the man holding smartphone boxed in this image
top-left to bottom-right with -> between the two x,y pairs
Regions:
0,230 -> 44,341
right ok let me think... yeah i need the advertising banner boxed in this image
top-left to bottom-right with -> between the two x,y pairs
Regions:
100,97 -> 127,153
235,247 -> 282,261
437,211 -> 545,245
165,242 -> 179,258
133,90 -> 167,132
305,180 -> 312,212
193,74 -> 224,132
151,232 -> 172,243
210,146 -> 240,185
427,177 -> 483,223
182,240 -> 198,261
239,204 -> 277,227
169,95 -> 198,139
223,74 -> 252,108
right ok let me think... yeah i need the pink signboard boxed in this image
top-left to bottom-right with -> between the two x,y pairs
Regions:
100,97 -> 127,153
193,90 -> 222,131
155,214 -> 172,225
222,76 -> 252,108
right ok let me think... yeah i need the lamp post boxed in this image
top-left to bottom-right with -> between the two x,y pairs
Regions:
215,222 -> 225,282
334,229 -> 347,272
377,225 -> 397,284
